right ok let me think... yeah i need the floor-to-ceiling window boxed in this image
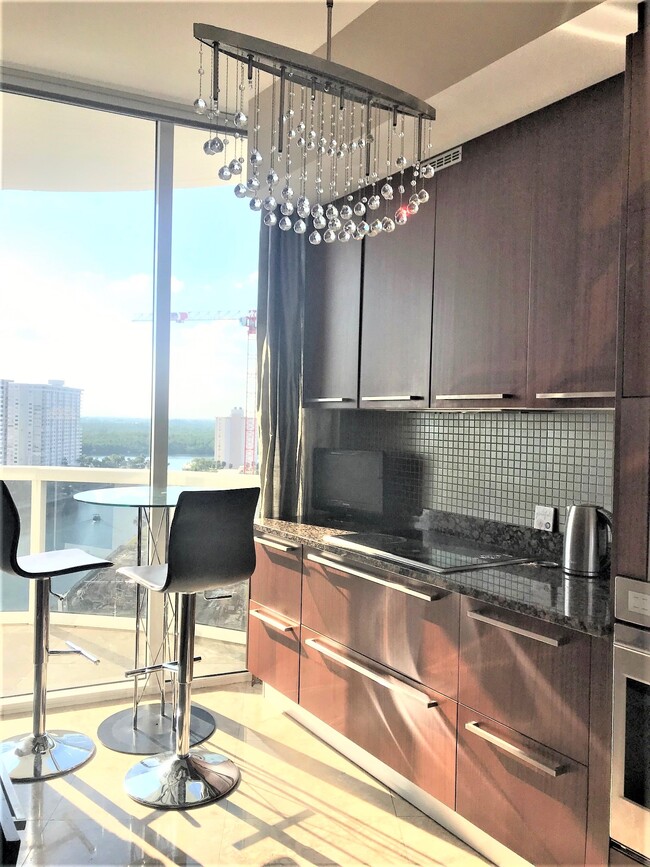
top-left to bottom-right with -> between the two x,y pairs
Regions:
0,86 -> 260,699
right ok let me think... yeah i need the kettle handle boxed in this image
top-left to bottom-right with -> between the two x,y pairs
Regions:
596,507 -> 613,563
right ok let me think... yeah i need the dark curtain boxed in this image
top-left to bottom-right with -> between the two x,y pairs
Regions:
257,223 -> 306,519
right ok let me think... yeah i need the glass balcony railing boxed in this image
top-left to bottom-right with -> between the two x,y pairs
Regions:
0,465 -> 258,701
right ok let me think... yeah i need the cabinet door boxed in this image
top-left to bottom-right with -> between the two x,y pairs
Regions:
613,398 -> 650,580
529,76 -> 623,408
247,601 -> 300,703
459,597 -> 591,764
431,120 -> 533,409
359,179 -> 435,410
251,537 -> 302,621
303,212 -> 362,408
622,15 -> 650,396
457,706 -> 588,867
302,549 -> 459,698
300,627 -> 457,808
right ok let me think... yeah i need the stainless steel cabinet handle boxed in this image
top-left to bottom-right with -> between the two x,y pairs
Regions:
250,608 -> 297,632
305,638 -> 438,708
254,537 -> 300,552
435,393 -> 511,401
466,609 -> 568,646
361,395 -> 424,401
535,392 -> 615,399
465,721 -> 569,777
306,553 -> 437,601
305,397 -> 354,403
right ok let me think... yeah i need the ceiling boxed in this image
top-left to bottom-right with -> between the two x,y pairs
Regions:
0,0 -> 641,190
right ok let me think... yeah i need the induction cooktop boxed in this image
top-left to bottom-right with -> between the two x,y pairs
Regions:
321,532 -> 536,575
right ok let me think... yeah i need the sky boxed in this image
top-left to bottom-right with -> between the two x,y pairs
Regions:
0,180 -> 261,420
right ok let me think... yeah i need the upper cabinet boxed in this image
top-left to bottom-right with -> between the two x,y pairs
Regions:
528,77 -> 624,408
431,120 -> 534,409
303,214 -> 363,408
622,8 -> 650,397
359,178 -> 436,410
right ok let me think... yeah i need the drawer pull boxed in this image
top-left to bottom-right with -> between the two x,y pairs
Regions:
306,553 -> 437,601
250,608 -> 297,632
305,638 -> 437,708
465,722 -> 569,777
361,395 -> 424,402
466,609 -> 568,647
535,392 -> 615,400
435,393 -> 510,401
305,397 -> 354,403
254,537 -> 300,553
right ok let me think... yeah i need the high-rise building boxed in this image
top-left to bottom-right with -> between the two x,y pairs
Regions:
1,379 -> 82,466
214,407 -> 245,469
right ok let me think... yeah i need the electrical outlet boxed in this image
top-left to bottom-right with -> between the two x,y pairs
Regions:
534,505 -> 557,532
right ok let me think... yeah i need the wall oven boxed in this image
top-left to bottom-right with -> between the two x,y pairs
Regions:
611,575 -> 650,863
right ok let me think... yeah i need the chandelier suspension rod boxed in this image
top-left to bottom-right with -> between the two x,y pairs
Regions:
326,0 -> 333,62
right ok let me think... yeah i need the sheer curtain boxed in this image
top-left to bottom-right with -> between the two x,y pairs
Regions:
257,223 -> 306,519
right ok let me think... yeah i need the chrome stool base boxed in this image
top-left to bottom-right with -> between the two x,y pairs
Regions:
97,703 -> 216,755
124,750 -> 240,809
0,731 -> 96,782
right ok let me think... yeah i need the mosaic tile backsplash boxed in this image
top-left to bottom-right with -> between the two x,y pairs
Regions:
326,410 -> 614,532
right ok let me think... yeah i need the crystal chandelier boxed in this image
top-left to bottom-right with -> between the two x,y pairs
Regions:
192,3 -> 436,245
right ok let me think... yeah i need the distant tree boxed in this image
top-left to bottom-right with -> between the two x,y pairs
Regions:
183,457 -> 220,472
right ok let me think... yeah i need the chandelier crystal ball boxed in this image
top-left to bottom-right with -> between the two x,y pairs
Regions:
193,23 -> 436,245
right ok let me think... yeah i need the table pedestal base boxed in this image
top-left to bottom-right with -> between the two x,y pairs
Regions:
97,703 -> 215,755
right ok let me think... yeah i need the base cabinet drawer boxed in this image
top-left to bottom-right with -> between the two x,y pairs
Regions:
302,550 -> 459,698
251,537 -> 302,621
247,601 -> 300,703
459,596 -> 591,763
299,626 -> 457,809
457,706 -> 588,867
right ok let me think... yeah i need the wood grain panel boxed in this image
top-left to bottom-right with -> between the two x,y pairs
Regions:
302,551 -> 459,698
528,76 -> 623,405
585,636 -> 613,867
247,601 -> 300,703
459,596 -> 591,764
300,626 -> 457,808
627,5 -> 650,216
613,398 -> 650,580
303,205 -> 362,407
359,177 -> 435,409
431,118 -> 533,408
622,206 -> 650,396
457,705 -> 588,867
251,539 -> 302,621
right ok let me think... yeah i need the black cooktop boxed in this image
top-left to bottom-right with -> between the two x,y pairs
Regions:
322,531 -> 535,575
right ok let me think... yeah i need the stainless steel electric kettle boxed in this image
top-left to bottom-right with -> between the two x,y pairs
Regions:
563,504 -> 613,576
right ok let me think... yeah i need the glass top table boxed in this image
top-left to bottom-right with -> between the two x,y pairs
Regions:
73,484 -> 219,754
74,485 -> 216,509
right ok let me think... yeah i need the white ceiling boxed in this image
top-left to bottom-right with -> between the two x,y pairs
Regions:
0,0 -> 641,190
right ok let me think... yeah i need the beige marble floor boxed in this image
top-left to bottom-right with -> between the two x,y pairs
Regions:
0,684 -> 491,867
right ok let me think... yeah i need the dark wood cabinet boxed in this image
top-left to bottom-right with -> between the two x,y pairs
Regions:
247,601 -> 300,703
247,536 -> 303,701
302,549 -> 459,698
458,596 -> 591,764
457,705 -> 588,867
613,398 -> 650,580
251,536 -> 302,621
359,179 -> 435,410
303,212 -> 362,408
430,120 -> 533,409
528,76 -> 623,408
622,8 -> 650,397
300,626 -> 457,808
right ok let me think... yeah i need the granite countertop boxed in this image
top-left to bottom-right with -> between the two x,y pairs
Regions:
254,517 -> 612,638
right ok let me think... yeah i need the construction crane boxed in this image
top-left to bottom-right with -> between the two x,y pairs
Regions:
133,310 -> 258,474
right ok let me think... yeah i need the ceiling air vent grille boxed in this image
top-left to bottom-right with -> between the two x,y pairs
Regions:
424,145 -> 462,173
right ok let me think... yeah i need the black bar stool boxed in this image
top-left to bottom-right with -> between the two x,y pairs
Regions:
0,481 -> 113,782
117,487 -> 259,809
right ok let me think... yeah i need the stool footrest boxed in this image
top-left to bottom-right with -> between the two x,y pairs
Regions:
49,642 -> 100,665
125,656 -> 201,678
